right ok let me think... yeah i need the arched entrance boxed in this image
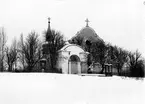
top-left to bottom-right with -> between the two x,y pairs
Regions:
69,55 -> 81,74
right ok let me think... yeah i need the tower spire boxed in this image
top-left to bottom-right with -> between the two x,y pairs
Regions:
85,18 -> 89,27
46,17 -> 52,42
47,17 -> 51,31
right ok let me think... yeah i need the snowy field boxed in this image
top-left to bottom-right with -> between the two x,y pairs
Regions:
0,73 -> 144,104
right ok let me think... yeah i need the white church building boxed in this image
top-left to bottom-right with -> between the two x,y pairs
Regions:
57,44 -> 89,74
41,18 -> 103,74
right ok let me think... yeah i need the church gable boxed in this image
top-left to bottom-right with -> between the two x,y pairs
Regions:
61,44 -> 84,53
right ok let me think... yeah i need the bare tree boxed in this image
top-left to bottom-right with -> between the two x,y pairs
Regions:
5,39 -> 17,72
89,41 -> 107,73
128,50 -> 141,68
0,27 -> 7,71
17,34 -> 25,70
43,29 -> 65,72
128,50 -> 144,77
113,46 -> 129,75
21,32 -> 41,72
69,36 -> 84,46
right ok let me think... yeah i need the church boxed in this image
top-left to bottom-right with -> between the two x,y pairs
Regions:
40,18 -> 107,74
57,19 -> 104,74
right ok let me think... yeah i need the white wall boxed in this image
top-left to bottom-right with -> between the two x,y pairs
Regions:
58,45 -> 87,74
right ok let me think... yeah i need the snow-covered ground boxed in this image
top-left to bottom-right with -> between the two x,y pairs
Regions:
0,73 -> 144,104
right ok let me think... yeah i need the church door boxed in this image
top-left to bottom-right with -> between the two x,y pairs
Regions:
69,55 -> 81,74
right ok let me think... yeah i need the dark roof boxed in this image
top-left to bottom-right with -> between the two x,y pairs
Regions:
75,26 -> 103,43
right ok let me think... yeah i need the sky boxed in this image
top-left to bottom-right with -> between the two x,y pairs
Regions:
0,0 -> 145,57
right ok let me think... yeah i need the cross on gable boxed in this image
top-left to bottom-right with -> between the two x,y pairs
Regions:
85,18 -> 89,27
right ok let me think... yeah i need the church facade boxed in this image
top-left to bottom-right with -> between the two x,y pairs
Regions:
56,18 -> 104,74
40,18 -> 106,74
57,44 -> 89,74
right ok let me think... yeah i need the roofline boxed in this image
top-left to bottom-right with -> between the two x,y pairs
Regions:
59,44 -> 85,51
79,26 -> 96,35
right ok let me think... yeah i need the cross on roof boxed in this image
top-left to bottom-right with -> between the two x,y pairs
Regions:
85,18 -> 89,27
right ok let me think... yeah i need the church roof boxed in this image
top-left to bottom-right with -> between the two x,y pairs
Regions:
59,44 -> 84,51
72,18 -> 103,43
79,26 -> 97,37
76,26 -> 103,43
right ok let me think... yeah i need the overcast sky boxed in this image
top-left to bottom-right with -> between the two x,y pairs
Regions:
0,0 -> 145,57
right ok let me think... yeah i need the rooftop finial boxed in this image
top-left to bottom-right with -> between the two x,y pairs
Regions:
47,17 -> 51,31
85,18 -> 89,27
48,17 -> 51,23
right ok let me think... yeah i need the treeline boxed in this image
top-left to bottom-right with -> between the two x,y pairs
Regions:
69,35 -> 145,78
0,27 -> 144,78
0,27 -> 65,73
